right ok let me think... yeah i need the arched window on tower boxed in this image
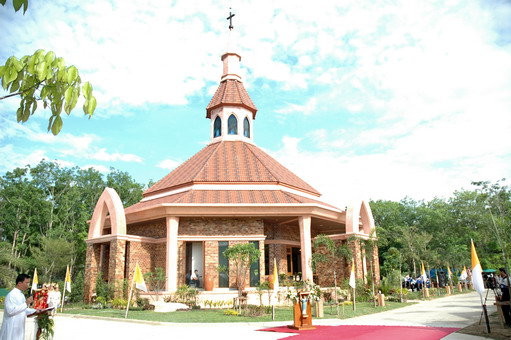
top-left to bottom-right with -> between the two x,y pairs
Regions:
214,116 -> 222,137
228,114 -> 238,135
243,117 -> 250,138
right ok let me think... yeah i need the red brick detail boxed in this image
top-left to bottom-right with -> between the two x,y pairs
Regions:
84,244 -> 100,303
108,239 -> 126,297
179,217 -> 263,237
127,219 -> 166,238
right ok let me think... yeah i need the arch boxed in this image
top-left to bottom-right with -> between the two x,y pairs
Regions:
213,116 -> 222,137
345,199 -> 375,236
243,117 -> 250,138
88,187 -> 126,239
227,114 -> 238,135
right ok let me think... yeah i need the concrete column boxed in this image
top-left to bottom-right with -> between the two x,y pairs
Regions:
298,216 -> 313,282
166,216 -> 179,292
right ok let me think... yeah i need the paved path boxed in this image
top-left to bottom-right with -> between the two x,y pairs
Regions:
0,291 -> 494,339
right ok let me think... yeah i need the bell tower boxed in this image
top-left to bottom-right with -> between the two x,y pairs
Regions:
205,9 -> 257,143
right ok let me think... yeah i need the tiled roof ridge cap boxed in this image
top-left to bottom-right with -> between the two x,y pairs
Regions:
192,141 -> 223,182
280,190 -> 303,204
244,143 -> 280,183
143,142 -> 221,196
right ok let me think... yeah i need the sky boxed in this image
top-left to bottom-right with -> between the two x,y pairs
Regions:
1,0 -> 510,208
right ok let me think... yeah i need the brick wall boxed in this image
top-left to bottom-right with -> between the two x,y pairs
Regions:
179,217 -> 264,236
127,219 -> 166,238
204,240 -> 219,288
108,239 -> 126,297
83,244 -> 100,303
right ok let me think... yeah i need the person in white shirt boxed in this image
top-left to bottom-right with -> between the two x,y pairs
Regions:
0,274 -> 42,340
47,284 -> 61,315
190,270 -> 200,288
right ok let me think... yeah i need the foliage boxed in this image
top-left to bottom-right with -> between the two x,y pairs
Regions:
0,50 -> 96,135
371,180 -> 511,280
0,0 -> 29,14
223,243 -> 261,296
69,271 -> 85,303
284,281 -> 322,302
312,234 -> 352,314
164,285 -> 199,307
36,314 -> 54,340
144,267 -> 166,301
111,298 -> 129,309
0,160 -> 145,301
95,275 -> 115,301
223,309 -> 239,316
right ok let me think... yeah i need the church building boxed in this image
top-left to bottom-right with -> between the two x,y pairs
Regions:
83,21 -> 379,301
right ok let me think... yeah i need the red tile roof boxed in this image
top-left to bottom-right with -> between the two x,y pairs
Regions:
125,190 -> 338,214
144,141 -> 321,197
206,79 -> 257,118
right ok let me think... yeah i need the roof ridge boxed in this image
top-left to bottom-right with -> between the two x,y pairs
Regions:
244,143 -> 280,182
193,142 -> 223,181
280,190 -> 305,204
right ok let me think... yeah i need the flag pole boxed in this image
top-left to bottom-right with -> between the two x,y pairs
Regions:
352,287 -> 356,311
60,287 -> 66,313
125,268 -> 137,319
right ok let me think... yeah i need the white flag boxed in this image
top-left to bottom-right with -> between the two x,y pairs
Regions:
349,262 -> 356,289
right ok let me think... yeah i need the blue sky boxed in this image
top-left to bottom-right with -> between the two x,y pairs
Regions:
1,0 -> 510,208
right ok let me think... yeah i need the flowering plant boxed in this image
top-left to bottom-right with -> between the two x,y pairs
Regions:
284,281 -> 321,302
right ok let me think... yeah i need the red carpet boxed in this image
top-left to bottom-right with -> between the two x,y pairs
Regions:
257,325 -> 460,339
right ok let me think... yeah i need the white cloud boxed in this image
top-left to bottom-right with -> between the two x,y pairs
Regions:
275,98 -> 317,115
85,148 -> 143,163
0,144 -> 46,172
157,159 -> 181,171
81,164 -> 110,173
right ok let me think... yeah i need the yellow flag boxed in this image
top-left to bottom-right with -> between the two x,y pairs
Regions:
134,263 -> 147,292
64,265 -> 72,293
349,261 -> 356,288
273,258 -> 279,293
31,268 -> 38,291
447,266 -> 452,279
471,240 -> 485,295
271,258 -> 279,302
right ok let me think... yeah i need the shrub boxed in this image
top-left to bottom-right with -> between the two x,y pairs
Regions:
111,298 -> 128,309
224,309 -> 239,316
164,285 -> 199,307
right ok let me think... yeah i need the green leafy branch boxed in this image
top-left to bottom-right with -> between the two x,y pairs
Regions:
0,49 -> 97,135
0,0 -> 29,14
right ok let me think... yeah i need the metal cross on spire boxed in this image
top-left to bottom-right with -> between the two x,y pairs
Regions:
227,8 -> 235,30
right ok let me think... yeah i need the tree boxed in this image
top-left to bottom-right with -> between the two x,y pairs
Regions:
223,243 -> 261,297
312,234 -> 352,315
0,2 -> 97,135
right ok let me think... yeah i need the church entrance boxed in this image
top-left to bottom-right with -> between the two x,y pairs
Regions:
286,247 -> 302,280
185,242 -> 204,288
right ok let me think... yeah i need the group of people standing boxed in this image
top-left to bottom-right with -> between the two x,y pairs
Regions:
403,275 -> 430,291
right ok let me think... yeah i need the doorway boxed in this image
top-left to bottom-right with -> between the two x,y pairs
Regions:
286,247 -> 301,279
185,242 -> 203,287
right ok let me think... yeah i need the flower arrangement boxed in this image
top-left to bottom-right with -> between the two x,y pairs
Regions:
285,281 -> 321,302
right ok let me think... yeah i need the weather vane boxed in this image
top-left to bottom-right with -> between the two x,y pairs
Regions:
227,8 -> 235,30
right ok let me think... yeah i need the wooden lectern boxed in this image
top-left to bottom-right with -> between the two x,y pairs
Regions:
288,292 -> 315,330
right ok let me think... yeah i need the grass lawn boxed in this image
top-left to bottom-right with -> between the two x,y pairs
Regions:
60,301 -> 411,323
